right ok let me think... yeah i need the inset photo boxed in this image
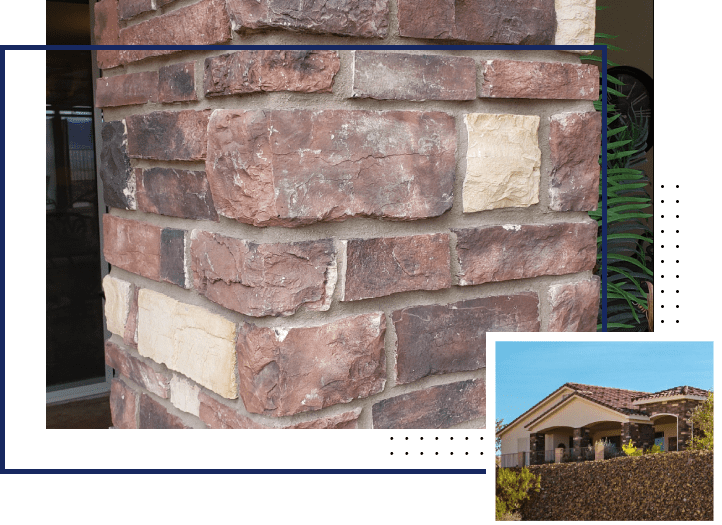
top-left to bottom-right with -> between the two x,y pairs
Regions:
494,339 -> 713,521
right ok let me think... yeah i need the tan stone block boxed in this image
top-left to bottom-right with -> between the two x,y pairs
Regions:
137,289 -> 238,399
554,0 -> 596,54
463,113 -> 541,213
103,275 -> 132,336
170,376 -> 201,417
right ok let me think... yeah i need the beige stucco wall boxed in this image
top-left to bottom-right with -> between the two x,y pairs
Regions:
528,397 -> 628,432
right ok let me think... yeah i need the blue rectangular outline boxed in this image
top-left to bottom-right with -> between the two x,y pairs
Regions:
6,43 -> 606,474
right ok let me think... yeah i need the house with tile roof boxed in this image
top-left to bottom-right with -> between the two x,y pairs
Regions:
498,383 -> 709,467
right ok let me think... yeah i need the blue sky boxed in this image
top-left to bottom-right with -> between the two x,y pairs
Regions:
496,341 -> 713,427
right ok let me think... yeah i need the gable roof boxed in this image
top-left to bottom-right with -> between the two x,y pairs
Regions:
498,383 -> 709,437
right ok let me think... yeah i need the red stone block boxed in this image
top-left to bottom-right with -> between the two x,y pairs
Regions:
454,222 -> 598,285
103,215 -> 162,281
191,231 -> 336,317
136,167 -> 218,221
105,340 -> 171,398
236,313 -> 386,417
118,0 -> 154,20
110,378 -> 138,429
94,0 -> 122,69
548,277 -> 601,332
205,109 -> 455,226
372,378 -> 485,429
480,60 -> 599,100
139,394 -> 192,429
95,71 -> 159,107
204,50 -> 339,97
342,233 -> 451,301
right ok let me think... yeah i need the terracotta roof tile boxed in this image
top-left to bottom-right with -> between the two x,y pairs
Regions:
632,385 -> 710,402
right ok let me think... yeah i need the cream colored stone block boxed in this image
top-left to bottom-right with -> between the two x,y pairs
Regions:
103,275 -> 132,336
137,289 -> 238,399
170,375 -> 201,417
463,113 -> 541,213
554,0 -> 596,54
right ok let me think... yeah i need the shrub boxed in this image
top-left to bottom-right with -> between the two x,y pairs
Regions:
622,439 -> 643,456
496,467 -> 541,520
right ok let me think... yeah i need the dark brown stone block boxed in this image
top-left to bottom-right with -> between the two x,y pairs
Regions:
226,0 -> 389,38
126,109 -> 211,161
342,233 -> 451,301
392,293 -> 539,385
205,109 -> 456,226
372,378 -> 485,429
160,228 -> 186,288
397,0 -> 555,44
480,60 -> 599,100
548,277 -> 600,332
454,221 -> 598,285
99,121 -> 134,210
158,62 -> 197,103
191,231 -> 336,317
236,313 -> 386,417
204,50 -> 339,97
110,378 -> 137,429
352,51 -> 476,101
549,111 -> 602,211
105,340 -> 171,398
96,71 -> 159,107
139,394 -> 192,428
119,0 -> 232,64
137,167 -> 219,221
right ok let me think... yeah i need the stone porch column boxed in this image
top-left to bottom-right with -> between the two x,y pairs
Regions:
529,432 -> 545,465
622,421 -> 654,449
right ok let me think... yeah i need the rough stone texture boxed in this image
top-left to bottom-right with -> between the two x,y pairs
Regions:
139,394 -> 192,429
372,378 -> 485,429
191,231 -> 336,317
480,60 -> 598,100
137,289 -> 238,399
94,0 -> 122,69
342,233 -> 450,301
198,393 -> 362,428
226,0 -> 389,38
521,451 -> 713,521
392,293 -> 539,385
352,51 -> 476,101
548,276 -> 600,332
119,0 -> 232,64
95,71 -> 159,107
455,221 -> 597,285
126,109 -> 211,161
287,409 -> 361,428
397,0 -> 556,45
198,392 -> 265,428
136,167 -> 219,222
118,0 -> 154,21
103,215 -> 162,281
463,113 -> 541,213
204,50 -> 339,97
123,285 -> 140,347
170,376 -> 201,417
205,109 -> 456,227
236,313 -> 386,417
549,111 -> 602,211
105,339 -> 171,399
160,228 -> 187,288
102,275 -> 132,337
554,0 -> 596,52
110,378 -> 137,429
158,62 -> 197,103
99,121 -> 135,210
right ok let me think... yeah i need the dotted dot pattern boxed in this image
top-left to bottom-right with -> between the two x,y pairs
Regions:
388,436 -> 485,456
659,184 -> 679,325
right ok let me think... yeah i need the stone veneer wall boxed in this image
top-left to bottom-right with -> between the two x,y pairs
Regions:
519,451 -> 713,520
95,0 -> 601,429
